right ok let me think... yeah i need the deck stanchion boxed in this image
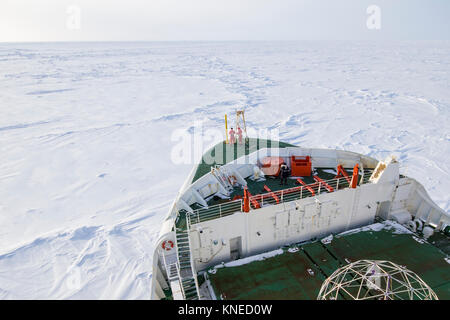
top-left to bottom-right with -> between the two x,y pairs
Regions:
243,187 -> 250,212
337,178 -> 340,190
225,114 -> 229,144
301,186 -> 303,199
351,163 -> 359,188
318,182 -> 321,195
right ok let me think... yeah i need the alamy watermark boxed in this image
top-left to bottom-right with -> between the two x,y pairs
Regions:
366,5 -> 381,30
50,241 -> 83,292
65,266 -> 82,290
66,5 -> 81,30
170,121 -> 281,166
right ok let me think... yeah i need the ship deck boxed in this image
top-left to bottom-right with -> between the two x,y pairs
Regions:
211,167 -> 357,207
186,167 -> 373,225
191,138 -> 297,183
186,137 -> 375,224
204,220 -> 450,300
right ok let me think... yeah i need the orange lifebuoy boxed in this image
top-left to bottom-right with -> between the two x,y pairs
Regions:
162,240 -> 174,251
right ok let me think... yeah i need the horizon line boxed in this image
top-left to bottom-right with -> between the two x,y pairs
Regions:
1,39 -> 449,44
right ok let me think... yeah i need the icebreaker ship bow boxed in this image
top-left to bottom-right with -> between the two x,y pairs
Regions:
151,118 -> 449,300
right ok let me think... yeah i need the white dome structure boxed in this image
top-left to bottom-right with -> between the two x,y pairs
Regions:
317,260 -> 438,300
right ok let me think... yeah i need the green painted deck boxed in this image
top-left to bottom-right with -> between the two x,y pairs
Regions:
206,222 -> 450,300
191,138 -> 296,183
209,248 -> 326,300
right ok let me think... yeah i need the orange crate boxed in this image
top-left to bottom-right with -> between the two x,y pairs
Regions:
260,156 -> 284,176
291,156 -> 311,176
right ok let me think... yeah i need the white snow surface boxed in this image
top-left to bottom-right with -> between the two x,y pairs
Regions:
0,41 -> 449,299
338,220 -> 413,237
212,249 -> 284,269
321,234 -> 334,244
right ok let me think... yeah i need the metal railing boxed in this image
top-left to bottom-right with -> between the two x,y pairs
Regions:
189,198 -> 243,224
189,170 -> 374,225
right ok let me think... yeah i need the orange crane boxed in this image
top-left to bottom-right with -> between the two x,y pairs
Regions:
263,185 -> 280,204
313,176 -> 334,192
336,164 -> 351,184
296,178 -> 316,196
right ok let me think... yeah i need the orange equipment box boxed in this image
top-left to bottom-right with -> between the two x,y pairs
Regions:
291,155 -> 311,176
260,156 -> 284,176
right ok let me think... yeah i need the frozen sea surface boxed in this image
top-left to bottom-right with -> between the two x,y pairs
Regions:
0,41 -> 449,299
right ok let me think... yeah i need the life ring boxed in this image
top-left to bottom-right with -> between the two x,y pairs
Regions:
162,240 -> 174,251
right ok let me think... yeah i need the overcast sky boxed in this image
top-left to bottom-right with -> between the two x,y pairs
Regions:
1,0 -> 449,42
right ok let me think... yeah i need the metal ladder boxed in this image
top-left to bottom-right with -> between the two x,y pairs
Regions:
175,213 -> 200,300
162,252 -> 179,281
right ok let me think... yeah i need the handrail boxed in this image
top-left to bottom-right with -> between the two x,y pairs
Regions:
251,170 -> 373,204
189,170 -> 374,224
185,215 -> 201,299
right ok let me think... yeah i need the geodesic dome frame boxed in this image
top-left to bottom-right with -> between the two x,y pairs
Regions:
317,259 -> 438,300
